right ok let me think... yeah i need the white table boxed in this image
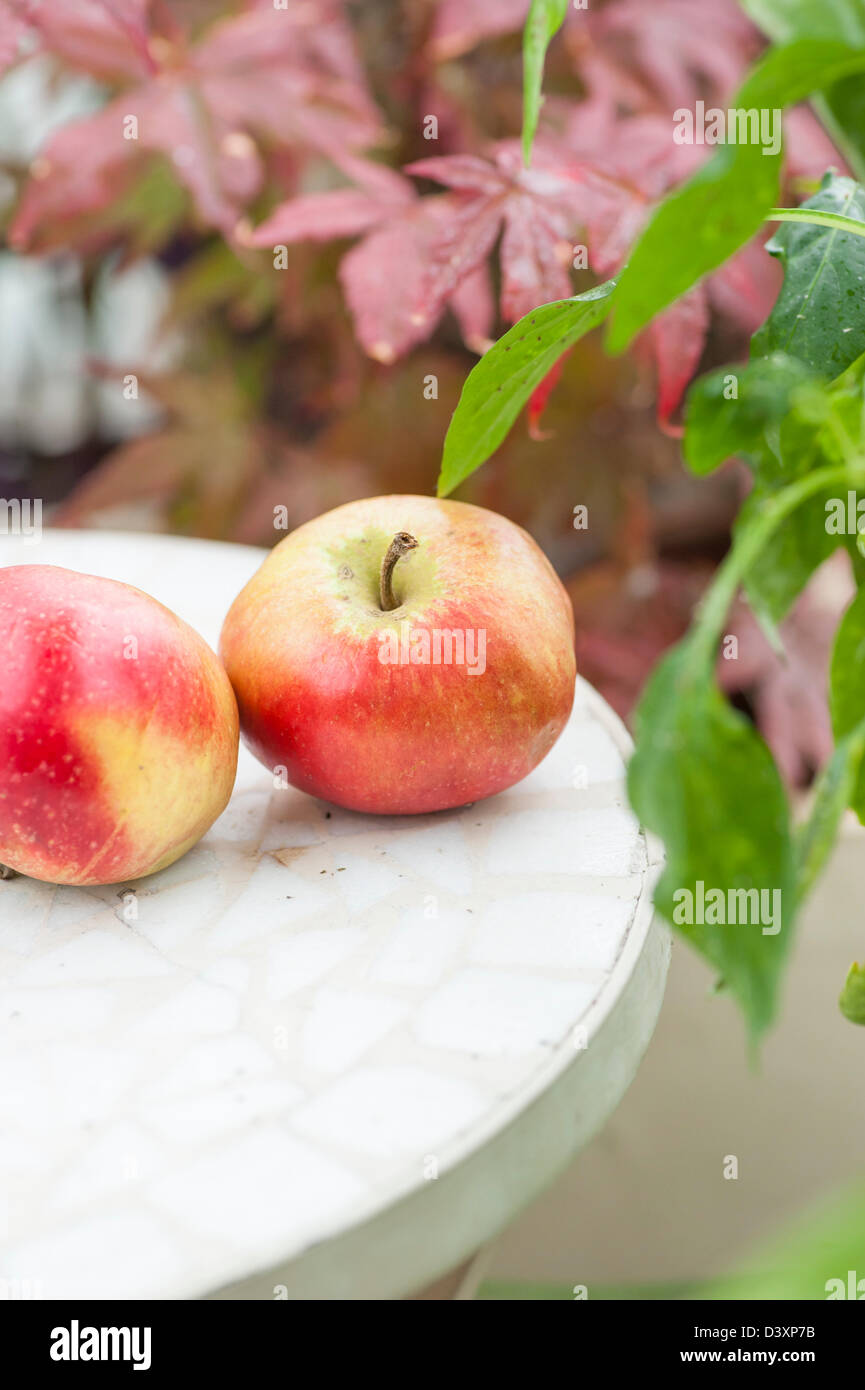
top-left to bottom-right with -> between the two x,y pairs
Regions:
0,530 -> 669,1300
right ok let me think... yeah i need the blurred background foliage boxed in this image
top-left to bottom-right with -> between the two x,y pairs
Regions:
481,1175 -> 865,1300
0,0 -> 851,780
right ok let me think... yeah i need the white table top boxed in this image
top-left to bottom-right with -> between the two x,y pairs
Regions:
0,529 -> 668,1300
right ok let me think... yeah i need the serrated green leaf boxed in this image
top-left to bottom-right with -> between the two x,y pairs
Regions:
753,173 -> 865,376
607,39 -> 865,352
436,280 -> 616,497
522,0 -> 569,167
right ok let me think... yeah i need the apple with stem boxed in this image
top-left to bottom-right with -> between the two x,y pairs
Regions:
220,495 -> 576,814
0,565 -> 238,886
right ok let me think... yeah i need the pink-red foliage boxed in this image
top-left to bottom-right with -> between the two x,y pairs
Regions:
0,0 -> 846,424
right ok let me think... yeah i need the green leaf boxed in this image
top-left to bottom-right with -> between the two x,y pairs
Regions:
436,280 -> 616,497
684,357 -> 842,625
737,497 -> 834,628
735,383 -> 865,627
522,0 -> 569,167
839,961 -> 865,1023
753,173 -> 865,377
830,586 -> 865,818
627,640 -> 795,1042
831,586 -> 865,742
796,725 -> 865,905
741,0 -> 865,179
706,341 -> 865,627
683,353 -> 817,475
696,1178 -> 865,1299
825,75 -> 865,179
741,0 -> 865,46
607,39 -> 865,353
734,441 -> 839,627
734,350 -> 865,626
628,457 -> 864,1042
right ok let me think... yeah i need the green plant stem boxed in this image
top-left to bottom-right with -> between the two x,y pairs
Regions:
691,460 -> 865,666
811,95 -> 865,185
767,207 -> 865,238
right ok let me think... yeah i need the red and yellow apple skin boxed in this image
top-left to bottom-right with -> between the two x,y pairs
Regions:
220,495 -> 576,815
0,565 -> 239,886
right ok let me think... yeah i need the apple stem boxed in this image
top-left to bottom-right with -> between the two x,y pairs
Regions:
379,532 -> 419,611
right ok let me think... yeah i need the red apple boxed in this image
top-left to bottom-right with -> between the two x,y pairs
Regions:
220,495 -> 576,814
0,565 -> 239,886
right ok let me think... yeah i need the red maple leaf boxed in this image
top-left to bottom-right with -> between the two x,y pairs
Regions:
9,1 -> 382,248
420,0 -> 774,424
242,111 -> 786,423
573,0 -> 760,114
552,108 -> 780,427
391,126 -> 776,422
718,556 -> 851,788
427,0 -> 529,62
426,0 -> 759,116
243,154 -> 497,361
242,154 -> 415,248
340,143 -> 583,360
21,0 -> 158,82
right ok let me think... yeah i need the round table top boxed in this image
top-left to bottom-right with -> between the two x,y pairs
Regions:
0,529 -> 668,1301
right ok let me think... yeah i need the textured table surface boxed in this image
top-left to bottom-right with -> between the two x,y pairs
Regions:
0,529 -> 668,1300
